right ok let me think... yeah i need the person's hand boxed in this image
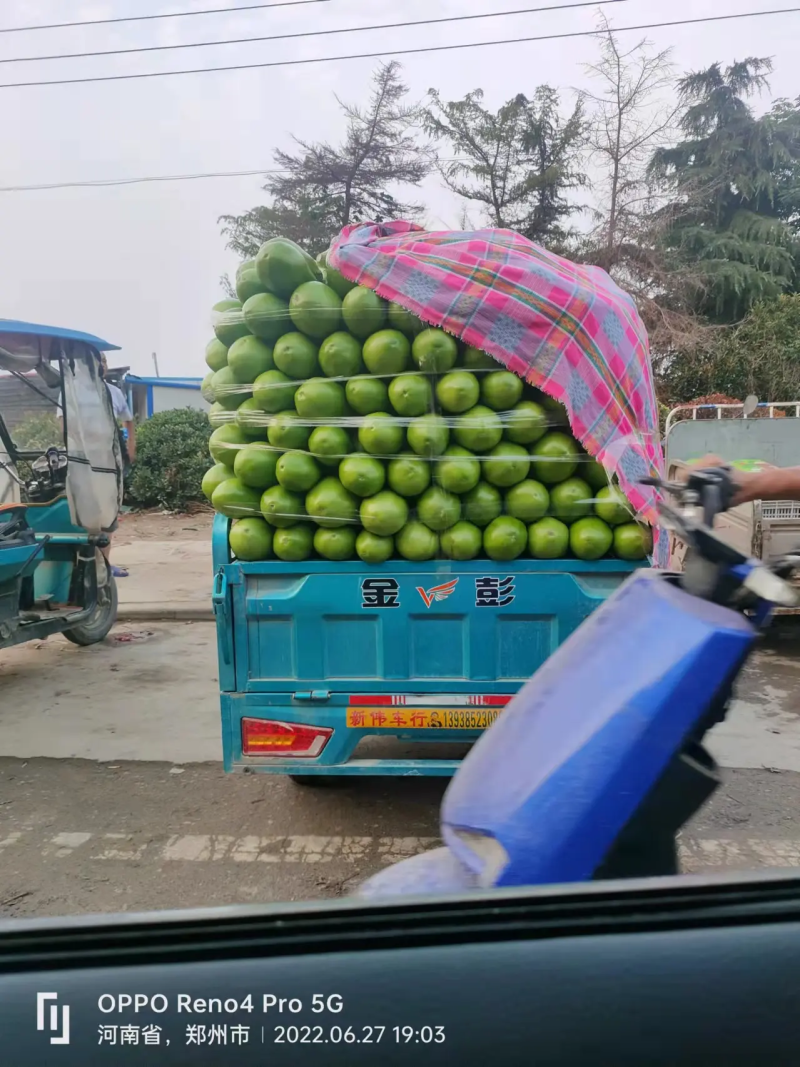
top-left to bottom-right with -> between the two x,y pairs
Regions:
686,455 -> 752,506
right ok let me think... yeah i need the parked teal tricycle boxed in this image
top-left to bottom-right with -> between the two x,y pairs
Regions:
0,320 -> 125,650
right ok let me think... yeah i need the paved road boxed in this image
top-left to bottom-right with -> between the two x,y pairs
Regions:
1,622 -> 799,919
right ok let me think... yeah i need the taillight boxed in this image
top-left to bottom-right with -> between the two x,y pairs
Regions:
241,718 -> 332,758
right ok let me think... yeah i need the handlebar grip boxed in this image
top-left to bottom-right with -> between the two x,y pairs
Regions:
703,484 -> 722,527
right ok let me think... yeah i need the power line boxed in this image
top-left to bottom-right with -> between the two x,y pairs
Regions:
0,160 -> 463,194
0,0 -> 333,36
0,1 -> 633,66
0,7 -> 797,90
0,168 -> 282,193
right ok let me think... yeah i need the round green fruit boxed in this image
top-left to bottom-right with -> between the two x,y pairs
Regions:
305,478 -> 359,529
356,530 -> 395,564
267,411 -> 309,451
227,335 -> 275,384
213,303 -> 250,348
235,397 -> 267,440
462,482 -> 502,527
483,442 -> 530,488
480,370 -> 523,411
342,286 -> 387,339
461,345 -> 496,370
289,280 -> 342,339
360,491 -> 409,537
211,477 -> 261,519
205,337 -> 228,372
295,378 -> 345,420
412,328 -> 458,373
362,329 -> 411,376
549,477 -> 592,523
255,237 -> 321,299
504,400 -> 548,445
235,260 -> 266,305
339,455 -> 385,498
209,424 -> 248,467
345,375 -> 390,415
407,413 -> 449,457
483,516 -> 527,562
260,485 -> 306,528
276,451 -> 320,493
242,292 -> 292,344
253,370 -> 297,414
202,463 -> 231,502
583,457 -> 611,490
308,425 -> 350,467
417,486 -> 461,532
528,517 -> 570,559
318,332 -> 363,379
208,402 -> 229,430
229,517 -> 273,561
325,264 -> 357,300
387,453 -> 431,497
441,521 -> 482,561
594,485 -> 632,526
314,525 -> 357,561
396,522 -> 439,562
211,366 -> 247,411
570,516 -> 614,560
454,405 -> 503,452
614,522 -> 653,561
358,412 -> 404,456
201,371 -> 216,403
388,373 -> 432,417
388,301 -> 425,336
504,480 -> 549,523
435,446 -> 480,495
531,431 -> 579,484
233,443 -> 279,490
273,523 -> 315,562
436,371 -> 480,414
273,332 -> 319,379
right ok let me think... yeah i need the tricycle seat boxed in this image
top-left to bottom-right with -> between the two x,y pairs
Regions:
0,504 -> 33,549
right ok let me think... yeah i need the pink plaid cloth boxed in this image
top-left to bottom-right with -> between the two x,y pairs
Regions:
330,221 -> 665,560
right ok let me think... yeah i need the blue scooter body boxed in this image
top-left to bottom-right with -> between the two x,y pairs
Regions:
361,570 -> 755,898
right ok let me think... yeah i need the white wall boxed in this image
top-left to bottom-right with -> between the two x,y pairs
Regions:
151,386 -> 209,415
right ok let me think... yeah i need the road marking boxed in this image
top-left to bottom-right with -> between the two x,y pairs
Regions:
0,832 -> 21,854
7,832 -> 800,871
47,832 -> 92,857
162,835 -> 235,862
92,833 -> 148,862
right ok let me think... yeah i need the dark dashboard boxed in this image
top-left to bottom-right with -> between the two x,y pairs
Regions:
2,869 -> 800,1064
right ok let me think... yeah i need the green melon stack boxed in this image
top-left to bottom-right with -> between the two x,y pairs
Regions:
202,236 -> 652,564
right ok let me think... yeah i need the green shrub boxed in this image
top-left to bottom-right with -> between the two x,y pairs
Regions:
12,411 -> 62,451
129,408 -> 211,511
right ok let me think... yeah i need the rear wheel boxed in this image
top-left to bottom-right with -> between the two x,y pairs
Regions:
63,554 -> 118,646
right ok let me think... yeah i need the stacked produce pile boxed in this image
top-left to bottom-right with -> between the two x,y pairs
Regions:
202,236 -> 653,564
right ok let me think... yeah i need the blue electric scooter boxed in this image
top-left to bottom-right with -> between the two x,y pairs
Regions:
361,468 -> 800,896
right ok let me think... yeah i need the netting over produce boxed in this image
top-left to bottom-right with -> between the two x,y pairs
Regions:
203,226 -> 663,566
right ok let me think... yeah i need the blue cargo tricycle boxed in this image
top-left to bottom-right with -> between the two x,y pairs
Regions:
0,321 -> 125,650
213,512 -> 643,781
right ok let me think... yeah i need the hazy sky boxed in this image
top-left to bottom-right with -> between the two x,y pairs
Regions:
0,0 -> 796,376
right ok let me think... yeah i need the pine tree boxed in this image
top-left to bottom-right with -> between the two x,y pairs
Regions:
220,62 -> 430,259
650,58 -> 800,323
